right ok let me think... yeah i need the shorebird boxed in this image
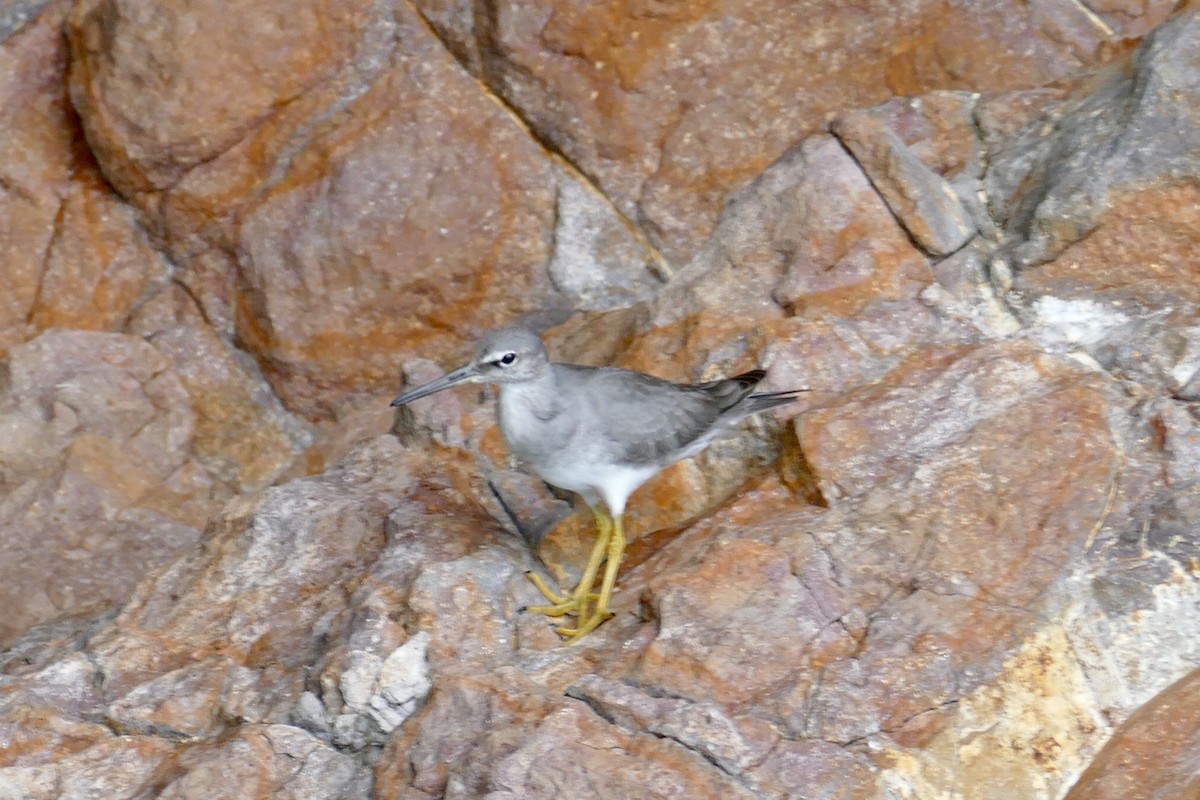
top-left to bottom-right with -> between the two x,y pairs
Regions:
391,327 -> 802,642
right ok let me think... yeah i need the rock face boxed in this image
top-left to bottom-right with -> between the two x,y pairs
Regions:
66,0 -> 664,418
1,1 -> 1198,799
412,0 -> 1171,266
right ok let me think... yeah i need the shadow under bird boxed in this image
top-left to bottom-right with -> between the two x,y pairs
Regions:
391,327 -> 804,642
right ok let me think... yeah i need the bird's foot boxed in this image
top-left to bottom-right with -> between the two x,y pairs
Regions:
553,510 -> 626,644
556,608 -> 615,644
523,595 -> 600,618
523,507 -> 624,643
524,570 -> 570,606
522,570 -> 599,618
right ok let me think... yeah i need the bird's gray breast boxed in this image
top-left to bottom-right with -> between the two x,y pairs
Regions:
497,386 -> 577,467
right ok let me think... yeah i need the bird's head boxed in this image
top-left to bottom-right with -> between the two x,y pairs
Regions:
390,326 -> 550,406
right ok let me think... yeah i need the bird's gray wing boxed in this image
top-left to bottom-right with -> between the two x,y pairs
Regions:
566,367 -> 724,466
696,370 -> 766,412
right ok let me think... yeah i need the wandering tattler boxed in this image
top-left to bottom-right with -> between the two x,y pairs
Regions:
391,327 -> 803,642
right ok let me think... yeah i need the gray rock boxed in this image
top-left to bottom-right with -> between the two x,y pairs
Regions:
369,631 -> 433,733
0,331 -> 207,646
833,108 -> 976,256
989,9 -> 1200,267
547,171 -> 666,310
291,691 -> 333,735
155,725 -> 372,800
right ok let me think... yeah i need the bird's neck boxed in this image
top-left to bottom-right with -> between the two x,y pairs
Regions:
498,370 -> 563,422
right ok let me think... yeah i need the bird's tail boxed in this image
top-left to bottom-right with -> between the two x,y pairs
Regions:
742,388 -> 808,415
703,370 -> 808,415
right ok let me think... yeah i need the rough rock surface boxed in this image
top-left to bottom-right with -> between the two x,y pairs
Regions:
2,2 -> 1199,799
66,0 -> 664,418
0,0 -> 166,354
1064,667 -> 1200,800
413,0 -> 1174,265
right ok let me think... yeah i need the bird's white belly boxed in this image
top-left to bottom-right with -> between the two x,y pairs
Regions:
532,458 -> 659,515
498,381 -> 661,513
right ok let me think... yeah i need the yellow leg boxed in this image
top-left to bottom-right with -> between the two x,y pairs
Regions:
568,509 -> 612,602
525,570 -> 571,607
523,574 -> 601,617
523,508 -> 612,617
559,513 -> 625,643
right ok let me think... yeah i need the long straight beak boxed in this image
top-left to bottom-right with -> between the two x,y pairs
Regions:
391,364 -> 478,406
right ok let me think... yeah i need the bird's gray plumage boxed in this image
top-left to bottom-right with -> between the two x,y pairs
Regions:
392,326 -> 802,512
536,365 -> 777,467
391,326 -> 803,641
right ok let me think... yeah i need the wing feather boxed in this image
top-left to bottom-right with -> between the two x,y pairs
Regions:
561,366 -> 764,466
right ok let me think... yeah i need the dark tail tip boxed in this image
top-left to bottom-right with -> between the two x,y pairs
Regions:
730,369 -> 768,385
747,388 -> 809,413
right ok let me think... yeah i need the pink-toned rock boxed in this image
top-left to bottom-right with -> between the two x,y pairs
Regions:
517,687 -> 880,800
597,339 -> 1121,752
127,284 -> 313,492
0,330 -> 212,645
0,281 -> 312,643
418,0 -> 1164,266
0,717 -> 369,800
486,704 -> 759,800
66,0 -> 660,418
26,169 -> 168,333
749,739 -> 882,798
156,725 -> 370,800
0,4 -> 75,352
0,733 -> 177,800
658,133 -> 933,325
640,130 -> 945,435
373,671 -> 563,796
990,9 -> 1200,269
567,673 -> 779,775
798,342 -> 1111,501
2,4 -> 1199,800
105,659 -> 233,739
1017,184 -> 1200,310
986,11 -> 1200,407
0,645 -> 110,780
282,394 -> 396,480
0,1 -> 165,355
637,538 -> 835,706
832,101 -> 977,256
82,438 -> 414,697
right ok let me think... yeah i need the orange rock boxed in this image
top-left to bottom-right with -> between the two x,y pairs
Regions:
418,0 -> 1161,265
0,1 -> 164,354
1,2 -> 1197,798
1065,667 -> 1200,799
66,0 -> 659,418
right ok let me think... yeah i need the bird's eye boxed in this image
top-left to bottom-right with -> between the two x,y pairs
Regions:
493,352 -> 517,367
